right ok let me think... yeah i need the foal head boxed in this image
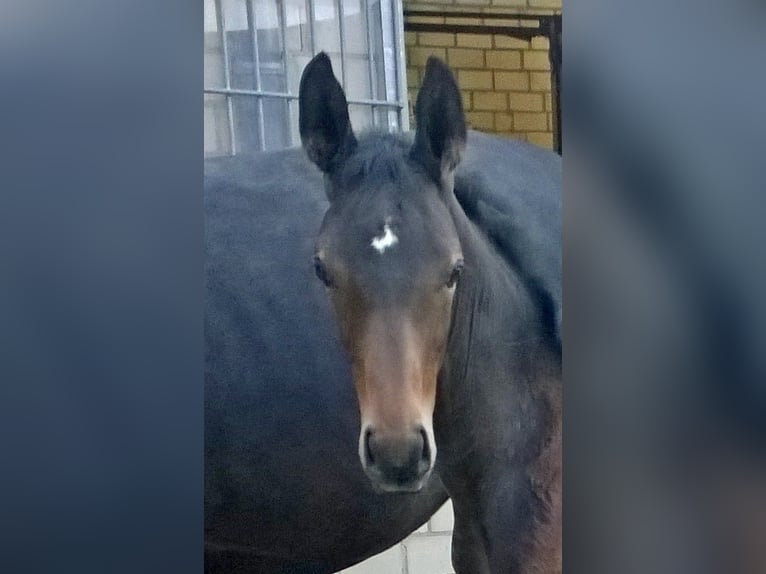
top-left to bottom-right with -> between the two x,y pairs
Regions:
300,53 -> 466,492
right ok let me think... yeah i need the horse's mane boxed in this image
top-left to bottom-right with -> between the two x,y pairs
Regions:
453,136 -> 562,350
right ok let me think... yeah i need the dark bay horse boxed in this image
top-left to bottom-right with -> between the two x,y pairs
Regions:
205,54 -> 560,573
299,53 -> 561,572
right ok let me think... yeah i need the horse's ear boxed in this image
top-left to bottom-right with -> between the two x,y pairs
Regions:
299,52 -> 356,173
410,57 -> 467,184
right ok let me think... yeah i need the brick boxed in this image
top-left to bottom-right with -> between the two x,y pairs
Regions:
491,0 -> 528,6
447,48 -> 485,68
529,0 -> 563,7
429,500 -> 455,532
486,50 -> 522,70
509,91 -> 544,112
530,71 -> 552,91
473,91 -> 508,111
408,89 -> 418,108
514,112 -> 548,131
450,17 -> 483,26
456,33 -> 492,48
531,36 -> 551,50
527,131 -> 554,149
461,90 -> 472,110
407,16 -> 445,25
494,71 -> 529,91
458,69 -> 493,90
545,93 -> 553,111
405,535 -> 454,574
466,111 -> 494,130
495,112 -> 513,131
418,32 -> 455,47
407,46 -> 446,67
406,67 -> 419,87
494,35 -> 530,49
523,50 -> 551,70
405,31 -> 417,46
339,543 -> 404,573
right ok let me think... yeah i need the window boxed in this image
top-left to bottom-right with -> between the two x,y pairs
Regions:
204,0 -> 408,156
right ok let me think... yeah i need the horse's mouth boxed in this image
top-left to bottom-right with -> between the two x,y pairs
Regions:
366,468 -> 433,494
372,479 -> 427,494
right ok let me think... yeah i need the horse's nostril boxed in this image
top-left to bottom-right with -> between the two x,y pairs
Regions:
364,428 -> 375,465
419,427 -> 430,464
363,426 -> 432,485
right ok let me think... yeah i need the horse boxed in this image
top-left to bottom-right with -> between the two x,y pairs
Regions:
205,53 -> 561,573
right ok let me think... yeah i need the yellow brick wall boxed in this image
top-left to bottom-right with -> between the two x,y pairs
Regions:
405,2 -> 560,150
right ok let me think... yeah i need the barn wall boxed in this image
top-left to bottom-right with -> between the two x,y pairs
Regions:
339,500 -> 456,574
405,0 -> 561,150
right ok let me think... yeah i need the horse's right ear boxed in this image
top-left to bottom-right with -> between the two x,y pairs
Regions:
410,57 -> 466,186
299,52 -> 356,173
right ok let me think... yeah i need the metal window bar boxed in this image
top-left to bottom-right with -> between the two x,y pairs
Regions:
392,0 -> 408,131
364,0 -> 378,127
277,0 -> 292,145
205,86 -> 401,107
215,0 -> 237,154
205,0 -> 408,155
245,0 -> 267,151
387,0 -> 406,131
337,0 -> 347,87
307,0 -> 316,54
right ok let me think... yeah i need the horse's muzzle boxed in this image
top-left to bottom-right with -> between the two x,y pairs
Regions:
361,426 -> 433,492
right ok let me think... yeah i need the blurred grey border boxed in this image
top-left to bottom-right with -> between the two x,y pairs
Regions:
0,1 -> 764,573
565,1 -> 766,572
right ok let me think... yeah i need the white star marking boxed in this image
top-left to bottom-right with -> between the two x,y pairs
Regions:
370,223 -> 399,254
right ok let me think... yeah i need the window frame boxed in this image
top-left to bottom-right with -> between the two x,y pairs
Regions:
204,0 -> 409,156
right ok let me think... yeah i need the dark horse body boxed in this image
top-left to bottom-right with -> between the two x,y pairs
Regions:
205,144 -> 448,573
206,57 -> 560,574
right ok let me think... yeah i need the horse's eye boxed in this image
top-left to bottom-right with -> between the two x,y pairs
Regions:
313,255 -> 334,288
446,259 -> 464,289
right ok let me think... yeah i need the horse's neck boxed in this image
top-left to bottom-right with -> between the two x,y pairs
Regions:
436,192 -> 553,466
444,190 -> 544,377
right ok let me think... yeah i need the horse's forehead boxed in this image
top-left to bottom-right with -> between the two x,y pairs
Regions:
335,197 -> 447,252
320,168 -> 458,262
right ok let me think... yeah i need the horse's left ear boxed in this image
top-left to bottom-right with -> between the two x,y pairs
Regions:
299,52 -> 357,173
410,57 -> 467,185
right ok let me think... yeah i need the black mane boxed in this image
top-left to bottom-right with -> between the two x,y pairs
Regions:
454,132 -> 562,347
